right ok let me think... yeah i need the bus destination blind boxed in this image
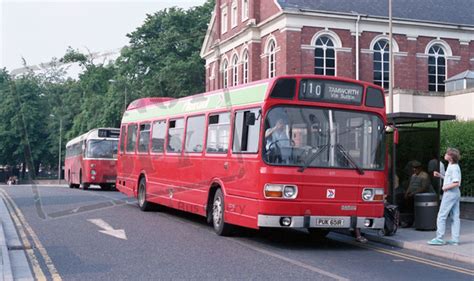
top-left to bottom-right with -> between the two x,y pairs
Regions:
98,129 -> 120,138
299,80 -> 363,105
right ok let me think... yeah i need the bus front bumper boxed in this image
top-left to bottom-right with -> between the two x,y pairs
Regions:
257,215 -> 384,229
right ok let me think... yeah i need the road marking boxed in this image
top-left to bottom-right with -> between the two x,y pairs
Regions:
231,239 -> 349,281
330,233 -> 474,276
0,192 -> 47,280
88,219 -> 128,240
0,190 -> 62,281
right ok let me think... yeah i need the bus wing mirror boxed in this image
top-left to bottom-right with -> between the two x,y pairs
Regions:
385,126 -> 399,145
245,112 -> 256,126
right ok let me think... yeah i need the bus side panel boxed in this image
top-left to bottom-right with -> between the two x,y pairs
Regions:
145,154 -> 171,207
171,154 -> 207,215
224,194 -> 259,229
117,152 -> 136,197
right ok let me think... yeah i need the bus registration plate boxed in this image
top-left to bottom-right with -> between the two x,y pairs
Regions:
316,218 -> 344,227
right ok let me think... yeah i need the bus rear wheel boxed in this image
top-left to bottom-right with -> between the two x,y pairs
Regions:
137,178 -> 154,211
100,184 -> 112,191
212,189 -> 233,236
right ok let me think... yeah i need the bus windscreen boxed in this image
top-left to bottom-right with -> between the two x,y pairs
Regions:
86,139 -> 118,159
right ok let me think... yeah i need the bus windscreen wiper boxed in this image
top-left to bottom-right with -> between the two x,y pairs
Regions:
297,144 -> 328,172
335,143 -> 364,175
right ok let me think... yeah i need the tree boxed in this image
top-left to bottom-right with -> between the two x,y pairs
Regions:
114,0 -> 214,99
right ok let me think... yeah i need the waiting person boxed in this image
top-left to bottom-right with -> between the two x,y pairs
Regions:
428,153 -> 445,194
428,148 -> 462,246
404,160 -> 433,212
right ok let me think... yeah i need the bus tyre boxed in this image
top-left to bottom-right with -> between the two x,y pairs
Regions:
307,228 -> 330,240
82,183 -> 90,190
212,189 -> 233,236
138,178 -> 153,212
100,184 -> 112,191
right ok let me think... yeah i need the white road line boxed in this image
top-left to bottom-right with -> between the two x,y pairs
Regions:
231,238 -> 350,281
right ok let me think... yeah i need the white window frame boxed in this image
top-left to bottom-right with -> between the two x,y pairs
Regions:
242,49 -> 249,84
232,54 -> 239,86
267,39 -> 276,78
314,35 -> 336,76
241,0 -> 249,21
222,59 -> 229,88
427,44 -> 447,92
372,39 -> 390,89
231,1 -> 238,28
221,5 -> 228,34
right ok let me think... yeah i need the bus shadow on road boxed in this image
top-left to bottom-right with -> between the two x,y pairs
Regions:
127,203 -> 359,251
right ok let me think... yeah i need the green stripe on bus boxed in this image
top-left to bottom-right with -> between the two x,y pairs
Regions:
121,83 -> 269,123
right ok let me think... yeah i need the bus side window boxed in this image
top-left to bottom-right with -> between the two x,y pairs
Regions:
206,112 -> 230,153
126,124 -> 138,154
138,123 -> 151,153
151,120 -> 166,153
167,118 -> 184,153
119,125 -> 126,154
185,115 -> 205,153
233,108 -> 261,153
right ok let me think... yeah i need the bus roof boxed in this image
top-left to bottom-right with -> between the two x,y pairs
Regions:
121,75 -> 384,124
122,80 -> 270,123
66,128 -> 120,147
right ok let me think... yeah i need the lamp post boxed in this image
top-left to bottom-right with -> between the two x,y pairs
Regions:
50,114 -> 62,184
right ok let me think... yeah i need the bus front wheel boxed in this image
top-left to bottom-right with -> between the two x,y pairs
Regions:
212,189 -> 233,236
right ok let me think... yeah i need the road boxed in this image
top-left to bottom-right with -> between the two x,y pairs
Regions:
1,185 -> 473,280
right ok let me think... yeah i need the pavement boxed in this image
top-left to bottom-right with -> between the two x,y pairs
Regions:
362,218 -> 474,265
0,185 -> 472,279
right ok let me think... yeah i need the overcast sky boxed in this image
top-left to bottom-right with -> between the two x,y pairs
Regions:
1,0 -> 206,71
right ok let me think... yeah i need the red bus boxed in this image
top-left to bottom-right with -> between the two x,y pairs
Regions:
117,75 -> 387,236
65,128 -> 120,190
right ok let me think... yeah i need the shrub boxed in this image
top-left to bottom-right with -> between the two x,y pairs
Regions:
441,121 -> 474,197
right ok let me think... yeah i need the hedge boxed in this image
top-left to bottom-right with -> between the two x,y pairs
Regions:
440,120 -> 474,197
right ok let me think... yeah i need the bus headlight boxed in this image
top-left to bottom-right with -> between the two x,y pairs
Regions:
283,185 -> 298,199
91,170 -> 97,176
264,184 -> 298,199
362,188 -> 384,201
90,163 -> 96,168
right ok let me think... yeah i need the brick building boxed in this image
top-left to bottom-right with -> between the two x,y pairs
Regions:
200,0 -> 474,119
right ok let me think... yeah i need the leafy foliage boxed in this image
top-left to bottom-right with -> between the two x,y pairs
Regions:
0,1 -> 214,179
440,121 -> 474,196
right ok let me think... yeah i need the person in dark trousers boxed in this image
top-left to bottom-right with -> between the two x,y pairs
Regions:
404,161 -> 433,213
428,148 -> 462,246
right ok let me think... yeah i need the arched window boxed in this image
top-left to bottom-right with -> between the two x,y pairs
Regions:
314,36 -> 335,76
373,39 -> 390,89
428,45 -> 446,92
242,50 -> 249,84
232,55 -> 239,86
222,59 -> 228,88
267,39 -> 276,78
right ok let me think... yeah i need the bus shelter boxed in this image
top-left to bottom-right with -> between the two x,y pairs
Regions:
387,112 -> 456,206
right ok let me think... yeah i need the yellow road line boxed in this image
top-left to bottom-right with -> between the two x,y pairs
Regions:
353,239 -> 474,276
0,190 -> 62,281
0,191 -> 47,281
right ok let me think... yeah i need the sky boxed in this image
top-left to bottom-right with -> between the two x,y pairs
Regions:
0,0 -> 207,71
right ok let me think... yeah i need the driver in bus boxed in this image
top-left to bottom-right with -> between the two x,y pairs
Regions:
265,118 -> 291,163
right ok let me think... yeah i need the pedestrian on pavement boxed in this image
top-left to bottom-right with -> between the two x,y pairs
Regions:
353,228 -> 367,243
428,147 -> 462,246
